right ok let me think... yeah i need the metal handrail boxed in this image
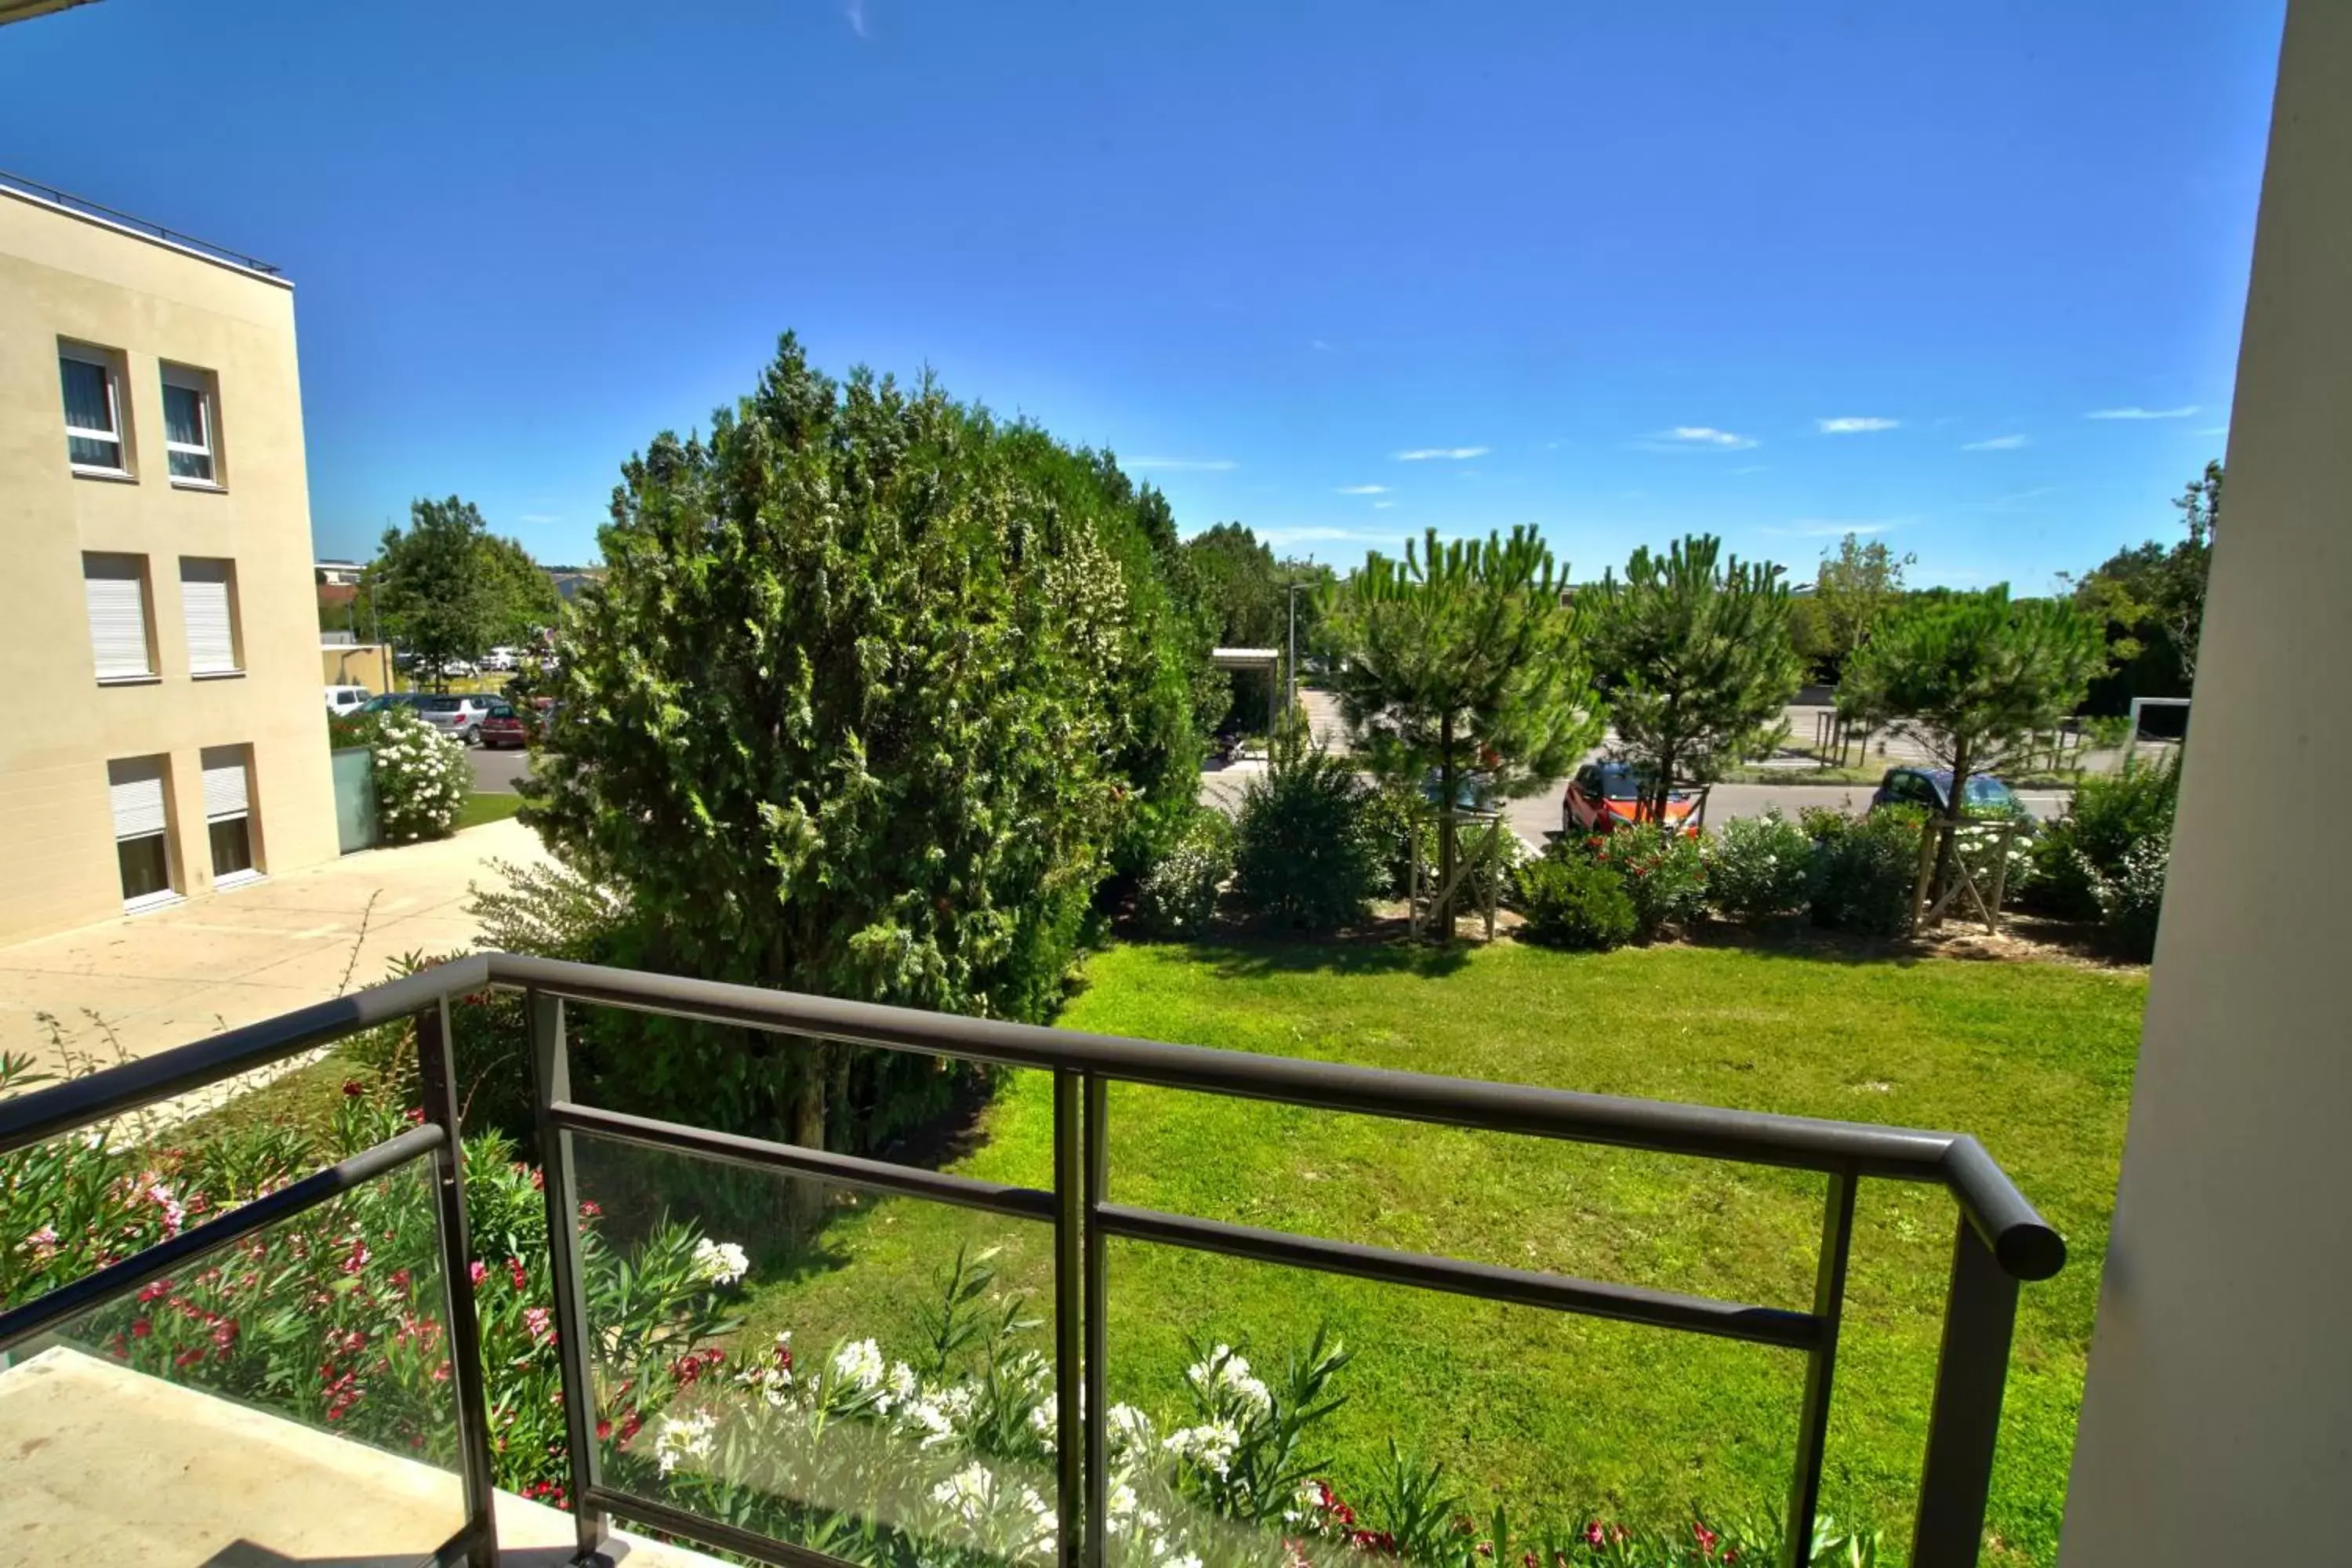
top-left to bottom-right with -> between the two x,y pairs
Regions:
0,953 -> 2063,1568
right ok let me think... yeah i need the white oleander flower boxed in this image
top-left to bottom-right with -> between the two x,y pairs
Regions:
690,1237 -> 749,1286
653,1410 -> 717,1476
833,1338 -> 886,1391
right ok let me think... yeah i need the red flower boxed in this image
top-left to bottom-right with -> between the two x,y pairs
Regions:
138,1279 -> 172,1303
506,1257 -> 528,1291
1693,1523 -> 1719,1556
131,1319 -> 153,1340
342,1080 -> 365,1098
469,1260 -> 488,1288
579,1200 -> 602,1219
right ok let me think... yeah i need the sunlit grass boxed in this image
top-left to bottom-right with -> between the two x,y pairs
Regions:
719,939 -> 2139,1565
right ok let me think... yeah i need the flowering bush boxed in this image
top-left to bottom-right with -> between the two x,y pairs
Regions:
1592,824 -> 1706,943
2093,828 -> 2169,960
1514,850 -> 1636,953
1700,814 -> 1812,920
1134,811 -> 1235,939
2,1060 -> 743,1512
365,707 -> 473,843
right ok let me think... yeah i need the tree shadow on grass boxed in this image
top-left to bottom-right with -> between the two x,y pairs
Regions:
1649,913 -> 2134,971
1176,926 -> 1475,982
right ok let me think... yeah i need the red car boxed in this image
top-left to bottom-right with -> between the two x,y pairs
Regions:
477,701 -> 533,750
1563,760 -> 1701,837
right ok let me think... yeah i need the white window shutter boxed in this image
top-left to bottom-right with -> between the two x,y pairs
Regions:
182,561 -> 237,673
107,757 -> 168,839
85,558 -> 151,680
200,746 -> 251,822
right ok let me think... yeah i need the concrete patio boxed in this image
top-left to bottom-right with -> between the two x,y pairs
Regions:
0,820 -> 550,1102
0,1344 -> 721,1566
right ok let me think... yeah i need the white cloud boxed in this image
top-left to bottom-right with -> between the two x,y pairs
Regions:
1637,426 -> 1759,452
1730,464 -> 1768,475
1126,457 -> 1237,471
1371,500 -> 1398,510
1309,339 -> 1333,352
1817,417 -> 1900,434
2085,405 -> 2199,420
841,0 -> 871,38
1765,518 -> 1907,539
1334,484 -> 1389,495
1393,446 -> 1489,461
2192,426 -> 2230,436
1960,434 -> 2030,452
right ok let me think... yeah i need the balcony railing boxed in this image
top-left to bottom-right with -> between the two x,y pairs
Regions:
0,953 -> 2065,1568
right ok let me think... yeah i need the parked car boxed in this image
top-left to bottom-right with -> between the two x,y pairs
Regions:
481,647 -> 519,673
324,684 -> 372,717
414,693 -> 498,745
1563,760 -> 1700,837
439,658 -> 479,678
477,701 -> 532,750
359,691 -> 426,715
1869,767 -> 2027,820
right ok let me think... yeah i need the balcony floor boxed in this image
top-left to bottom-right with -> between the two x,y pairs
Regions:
0,1345 -> 722,1566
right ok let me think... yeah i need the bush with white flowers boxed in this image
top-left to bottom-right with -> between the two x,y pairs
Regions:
1702,811 -> 1813,920
366,707 -> 472,843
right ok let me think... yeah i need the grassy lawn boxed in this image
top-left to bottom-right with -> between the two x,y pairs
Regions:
457,790 -> 525,829
671,940 -> 2139,1565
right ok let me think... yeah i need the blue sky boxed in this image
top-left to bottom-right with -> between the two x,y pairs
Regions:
2,1 -> 2283,586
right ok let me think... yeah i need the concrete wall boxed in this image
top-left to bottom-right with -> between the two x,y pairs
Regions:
2060,3 -> 2351,1559
0,184 -> 337,946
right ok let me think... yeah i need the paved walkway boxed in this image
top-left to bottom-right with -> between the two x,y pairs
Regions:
0,820 -> 550,1084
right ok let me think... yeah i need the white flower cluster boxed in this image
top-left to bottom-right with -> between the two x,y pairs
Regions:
1185,1344 -> 1271,1416
652,1410 -> 716,1476
1160,1417 -> 1240,1479
368,709 -> 470,843
690,1237 -> 750,1287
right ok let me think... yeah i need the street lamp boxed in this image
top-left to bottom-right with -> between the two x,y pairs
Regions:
1284,580 -> 1312,723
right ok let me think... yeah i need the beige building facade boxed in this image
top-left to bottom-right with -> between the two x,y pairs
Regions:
0,178 -> 339,946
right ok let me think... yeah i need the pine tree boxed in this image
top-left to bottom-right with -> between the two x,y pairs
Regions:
1321,526 -> 1596,934
1584,535 -> 1805,822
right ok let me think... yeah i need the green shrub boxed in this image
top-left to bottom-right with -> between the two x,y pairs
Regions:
2096,829 -> 2170,960
1357,784 -> 1423,898
1514,850 -> 1638,951
2025,754 -> 2180,920
1232,749 -> 1382,934
1807,807 -> 1924,936
1702,812 -> 1812,920
1594,822 -> 1706,942
1132,811 -> 1234,939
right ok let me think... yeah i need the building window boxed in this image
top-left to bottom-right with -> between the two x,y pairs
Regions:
60,343 -> 129,475
83,553 -> 156,682
180,558 -> 242,676
107,756 -> 177,912
201,744 -> 261,886
162,364 -> 222,487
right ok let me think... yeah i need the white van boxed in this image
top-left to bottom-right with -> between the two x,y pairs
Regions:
325,684 -> 372,717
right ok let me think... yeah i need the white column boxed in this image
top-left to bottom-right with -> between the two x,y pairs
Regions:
2060,3 -> 2352,1560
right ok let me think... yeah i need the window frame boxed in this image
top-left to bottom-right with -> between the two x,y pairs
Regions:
200,743 -> 263,888
107,755 -> 180,913
160,363 -> 224,489
60,343 -> 132,479
83,553 -> 159,685
179,557 -> 245,678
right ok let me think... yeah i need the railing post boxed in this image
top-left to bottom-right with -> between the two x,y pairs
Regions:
1784,1167 -> 1856,1568
418,997 -> 499,1568
530,989 -> 611,1564
1909,1217 -> 2022,1568
1054,1069 -> 1084,1568
1082,1071 -> 1109,1568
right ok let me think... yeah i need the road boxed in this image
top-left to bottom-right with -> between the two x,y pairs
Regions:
476,738 -> 2071,839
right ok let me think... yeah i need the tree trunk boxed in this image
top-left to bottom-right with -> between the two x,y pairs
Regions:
1929,741 -> 1971,928
1436,714 -> 1459,940
786,1036 -> 829,1234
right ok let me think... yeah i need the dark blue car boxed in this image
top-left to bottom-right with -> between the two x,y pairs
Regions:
1870,767 -> 2024,818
